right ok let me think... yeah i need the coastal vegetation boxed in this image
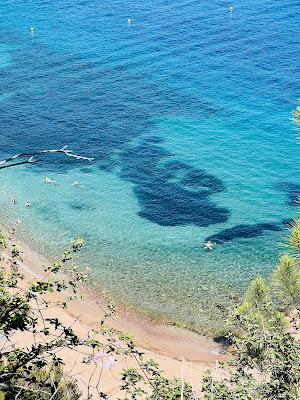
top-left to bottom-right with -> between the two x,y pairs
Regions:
1,217 -> 300,399
200,101 -> 300,399
0,227 -> 196,399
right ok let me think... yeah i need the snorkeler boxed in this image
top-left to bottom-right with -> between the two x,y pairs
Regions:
24,201 -> 31,208
11,194 -> 16,205
204,240 -> 214,251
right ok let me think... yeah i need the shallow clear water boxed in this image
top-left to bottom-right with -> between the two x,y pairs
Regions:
0,0 -> 299,332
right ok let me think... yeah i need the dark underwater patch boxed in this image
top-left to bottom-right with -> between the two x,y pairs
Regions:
206,223 -> 283,244
69,202 -> 95,212
135,184 -> 229,226
80,167 -> 93,174
143,137 -> 164,145
118,140 -> 230,227
280,182 -> 300,207
0,32 -> 228,228
34,204 -> 61,223
281,218 -> 294,227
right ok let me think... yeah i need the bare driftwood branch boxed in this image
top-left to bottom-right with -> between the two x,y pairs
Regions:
0,146 -> 94,170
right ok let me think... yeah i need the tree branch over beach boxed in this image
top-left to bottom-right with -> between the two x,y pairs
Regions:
0,146 -> 94,170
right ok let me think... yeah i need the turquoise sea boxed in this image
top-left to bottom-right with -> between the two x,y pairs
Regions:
0,0 -> 299,332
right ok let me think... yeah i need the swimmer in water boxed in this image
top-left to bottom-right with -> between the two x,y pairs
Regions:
204,240 -> 214,251
128,18 -> 132,25
44,177 -> 56,184
229,5 -> 234,12
24,201 -> 31,208
72,180 -> 80,187
11,194 -> 16,205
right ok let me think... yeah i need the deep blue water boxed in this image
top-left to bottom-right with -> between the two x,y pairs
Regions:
0,0 -> 299,331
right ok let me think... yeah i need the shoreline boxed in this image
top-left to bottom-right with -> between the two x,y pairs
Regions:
1,224 -> 230,396
0,209 -> 231,337
15,233 -> 229,364
1,220 -> 229,363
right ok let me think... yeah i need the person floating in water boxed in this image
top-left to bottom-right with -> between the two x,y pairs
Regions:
204,240 -> 214,251
11,194 -> 16,205
24,201 -> 31,208
72,180 -> 80,187
128,18 -> 132,25
229,5 -> 234,12
44,177 -> 56,184
44,176 -> 56,185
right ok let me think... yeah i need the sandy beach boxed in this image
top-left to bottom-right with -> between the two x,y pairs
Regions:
2,231 -> 229,397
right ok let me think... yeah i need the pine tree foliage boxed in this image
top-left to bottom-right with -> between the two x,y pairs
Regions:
272,254 -> 300,310
202,216 -> 300,399
234,276 -> 285,332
